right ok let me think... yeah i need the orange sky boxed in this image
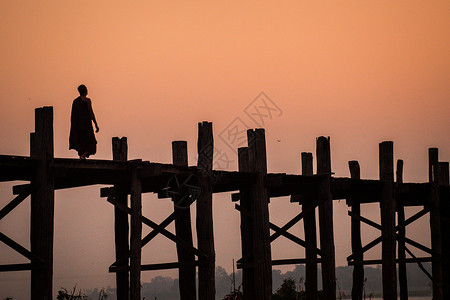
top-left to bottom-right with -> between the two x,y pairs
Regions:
0,1 -> 449,298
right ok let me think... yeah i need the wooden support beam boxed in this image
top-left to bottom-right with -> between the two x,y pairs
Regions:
247,129 -> 272,300
379,141 -> 397,300
349,160 -> 363,300
172,141 -> 196,300
112,137 -> 129,300
437,161 -> 449,300
397,159 -> 408,300
196,121 -> 216,300
0,186 -> 32,221
317,136 -> 336,300
348,211 -> 382,231
0,232 -> 43,263
347,236 -> 382,262
301,152 -> 318,300
348,257 -> 432,266
429,148 -> 443,300
129,165 -> 142,300
238,147 -> 255,300
107,196 -> 205,258
0,263 -> 32,272
30,107 -> 55,300
110,261 -> 201,272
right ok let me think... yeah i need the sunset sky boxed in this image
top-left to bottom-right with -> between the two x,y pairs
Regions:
0,1 -> 449,299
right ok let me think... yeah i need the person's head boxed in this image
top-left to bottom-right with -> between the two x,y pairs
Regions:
77,84 -> 88,96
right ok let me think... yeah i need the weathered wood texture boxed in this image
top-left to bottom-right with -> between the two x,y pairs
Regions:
113,137 -> 129,300
428,149 -> 443,300
130,165 -> 142,300
172,141 -> 196,300
238,147 -> 255,300
247,129 -> 272,300
30,107 -> 55,300
349,160 -> 363,300
301,152 -> 318,300
396,160 -> 408,300
317,137 -> 336,299
379,141 -> 397,300
196,122 -> 216,300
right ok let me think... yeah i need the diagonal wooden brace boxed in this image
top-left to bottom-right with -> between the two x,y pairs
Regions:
107,196 -> 206,259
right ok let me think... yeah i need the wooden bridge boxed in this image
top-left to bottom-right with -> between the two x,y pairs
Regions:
0,106 -> 449,299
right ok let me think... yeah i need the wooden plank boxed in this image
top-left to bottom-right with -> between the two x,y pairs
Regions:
30,107 -> 55,300
247,129 -> 272,300
379,141 -> 397,300
196,121 -> 216,300
397,160 -> 408,300
238,147 -> 255,300
110,261 -> 201,272
302,152 -> 318,300
317,136 -> 336,300
349,160 -> 363,300
130,165 -> 142,300
429,148 -> 443,300
112,137 -> 129,300
172,141 -> 196,300
348,257 -> 432,266
0,263 -> 32,272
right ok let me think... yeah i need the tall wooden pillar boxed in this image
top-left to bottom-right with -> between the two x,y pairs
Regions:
379,141 -> 397,300
437,162 -> 449,300
129,165 -> 142,300
238,147 -> 255,300
196,122 -> 216,300
247,129 -> 272,299
428,148 -> 443,300
316,136 -> 336,300
172,141 -> 196,300
349,160 -> 363,300
302,152 -> 317,300
112,137 -> 129,300
30,107 -> 55,300
396,160 -> 408,300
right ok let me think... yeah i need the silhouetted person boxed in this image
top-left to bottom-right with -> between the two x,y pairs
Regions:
69,84 -> 99,159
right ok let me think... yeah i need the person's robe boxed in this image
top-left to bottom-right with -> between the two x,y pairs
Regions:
69,97 -> 97,157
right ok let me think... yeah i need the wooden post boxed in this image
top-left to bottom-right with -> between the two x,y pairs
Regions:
30,107 -> 55,300
428,149 -> 443,300
396,159 -> 408,300
437,162 -> 449,300
429,148 -> 438,183
349,160 -> 363,300
247,129 -> 272,299
316,136 -> 336,300
238,147 -> 255,300
379,141 -> 397,300
113,137 -> 129,300
172,141 -> 196,300
130,165 -> 142,300
196,122 -> 215,300
302,152 -> 317,300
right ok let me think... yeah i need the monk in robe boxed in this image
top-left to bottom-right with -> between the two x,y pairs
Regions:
69,84 -> 99,159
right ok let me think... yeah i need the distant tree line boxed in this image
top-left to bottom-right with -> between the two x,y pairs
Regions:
80,263 -> 432,300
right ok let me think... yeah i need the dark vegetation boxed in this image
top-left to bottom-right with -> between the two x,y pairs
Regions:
2,263 -> 430,300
